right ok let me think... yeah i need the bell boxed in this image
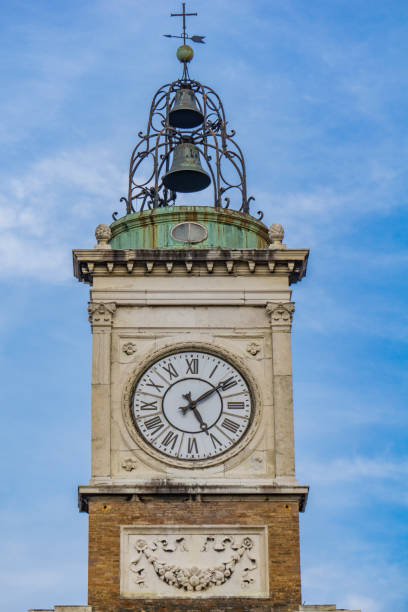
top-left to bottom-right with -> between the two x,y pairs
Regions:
168,88 -> 204,129
163,142 -> 211,193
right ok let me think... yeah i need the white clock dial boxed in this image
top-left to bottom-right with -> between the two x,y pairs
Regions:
131,351 -> 252,461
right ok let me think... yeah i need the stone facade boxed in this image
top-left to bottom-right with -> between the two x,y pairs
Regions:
73,247 -> 308,490
74,246 -> 309,609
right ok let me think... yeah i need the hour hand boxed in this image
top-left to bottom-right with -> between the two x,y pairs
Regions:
179,392 -> 194,414
191,406 -> 209,434
179,392 -> 209,434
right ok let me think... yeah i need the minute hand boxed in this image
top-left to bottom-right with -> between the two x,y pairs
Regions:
193,379 -> 232,406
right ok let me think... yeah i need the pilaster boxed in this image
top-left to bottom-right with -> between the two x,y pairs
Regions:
88,302 -> 116,478
266,302 -> 296,480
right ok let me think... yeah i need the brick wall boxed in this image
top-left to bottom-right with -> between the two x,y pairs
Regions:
88,495 -> 301,612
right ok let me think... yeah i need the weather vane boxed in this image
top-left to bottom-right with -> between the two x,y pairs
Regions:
163,2 -> 205,46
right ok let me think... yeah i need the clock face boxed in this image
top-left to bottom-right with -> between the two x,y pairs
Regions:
131,350 -> 253,461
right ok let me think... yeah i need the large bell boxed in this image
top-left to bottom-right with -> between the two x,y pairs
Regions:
163,142 -> 211,193
168,88 -> 204,129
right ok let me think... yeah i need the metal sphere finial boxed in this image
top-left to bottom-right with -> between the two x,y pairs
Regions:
177,44 -> 194,63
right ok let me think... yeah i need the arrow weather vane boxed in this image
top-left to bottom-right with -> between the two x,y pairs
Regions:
163,2 -> 206,45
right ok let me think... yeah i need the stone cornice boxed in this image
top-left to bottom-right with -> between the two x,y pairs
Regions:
72,248 -> 309,286
78,483 -> 309,513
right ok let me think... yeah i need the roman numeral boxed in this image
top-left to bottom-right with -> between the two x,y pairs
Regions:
145,378 -> 164,392
219,376 -> 237,391
187,437 -> 198,454
144,415 -> 164,434
210,433 -> 223,448
139,399 -> 158,411
221,418 -> 240,434
161,430 -> 179,450
161,362 -> 179,380
186,358 -> 199,374
227,401 -> 245,410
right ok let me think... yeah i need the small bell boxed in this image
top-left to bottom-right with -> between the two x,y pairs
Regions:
168,88 -> 204,129
163,142 -> 211,193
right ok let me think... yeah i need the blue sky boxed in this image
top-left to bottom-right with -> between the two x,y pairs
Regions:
0,1 -> 407,611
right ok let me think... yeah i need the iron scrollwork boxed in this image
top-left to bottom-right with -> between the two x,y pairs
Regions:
120,78 -> 258,217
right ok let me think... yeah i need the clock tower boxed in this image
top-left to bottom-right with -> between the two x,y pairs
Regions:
29,6 -> 361,612
72,26 -> 310,606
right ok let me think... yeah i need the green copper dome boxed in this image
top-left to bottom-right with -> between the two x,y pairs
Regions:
109,206 -> 268,250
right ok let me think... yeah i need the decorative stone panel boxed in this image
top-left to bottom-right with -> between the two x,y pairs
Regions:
88,302 -> 116,327
266,302 -> 295,326
120,525 -> 268,599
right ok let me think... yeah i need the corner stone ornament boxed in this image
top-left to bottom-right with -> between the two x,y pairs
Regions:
121,458 -> 138,472
122,342 -> 137,356
266,302 -> 295,325
247,342 -> 261,356
88,302 -> 116,326
268,222 -> 286,249
94,223 -> 112,249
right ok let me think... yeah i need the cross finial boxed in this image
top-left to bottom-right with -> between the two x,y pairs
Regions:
171,2 -> 197,45
164,2 -> 205,46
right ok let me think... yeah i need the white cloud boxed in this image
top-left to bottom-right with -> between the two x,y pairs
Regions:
302,548 -> 408,612
0,146 -> 126,280
304,456 -> 408,485
345,595 -> 382,612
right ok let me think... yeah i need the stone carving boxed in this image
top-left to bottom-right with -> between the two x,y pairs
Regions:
130,536 -> 256,593
122,342 -> 137,355
88,302 -> 116,326
121,458 -> 138,472
247,342 -> 261,356
266,302 -> 295,325
250,453 -> 265,472
94,223 -> 112,249
121,526 -> 267,599
268,222 -> 286,249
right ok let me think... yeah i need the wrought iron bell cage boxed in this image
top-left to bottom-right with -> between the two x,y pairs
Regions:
119,77 -> 259,219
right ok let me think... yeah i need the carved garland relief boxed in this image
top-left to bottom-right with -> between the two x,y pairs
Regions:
121,525 -> 268,599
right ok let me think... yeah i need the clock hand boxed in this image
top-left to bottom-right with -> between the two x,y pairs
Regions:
191,406 -> 209,434
188,378 -> 233,406
180,391 -> 194,414
179,392 -> 209,434
179,378 -> 234,414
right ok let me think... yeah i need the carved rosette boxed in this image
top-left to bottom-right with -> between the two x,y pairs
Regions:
122,342 -> 137,356
266,302 -> 295,328
88,302 -> 116,328
246,342 -> 261,356
121,458 -> 138,472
